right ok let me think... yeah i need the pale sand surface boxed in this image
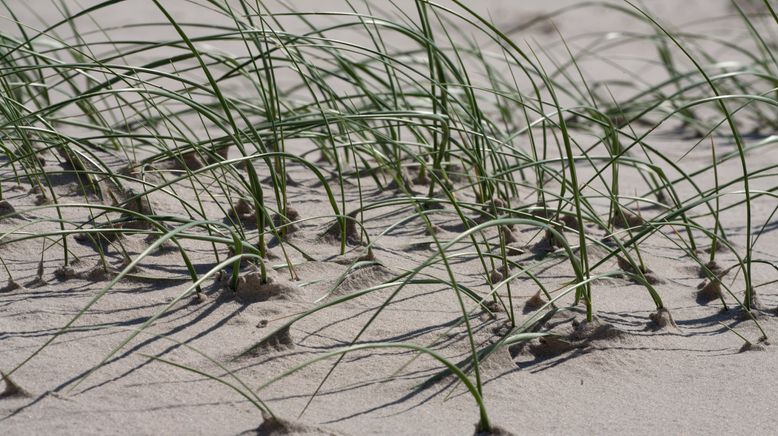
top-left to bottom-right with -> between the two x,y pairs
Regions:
2,1 -> 778,435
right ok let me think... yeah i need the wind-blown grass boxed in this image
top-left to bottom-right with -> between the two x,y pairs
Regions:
1,0 -> 777,433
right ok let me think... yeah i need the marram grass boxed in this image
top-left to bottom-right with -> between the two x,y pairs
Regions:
1,0 -> 777,433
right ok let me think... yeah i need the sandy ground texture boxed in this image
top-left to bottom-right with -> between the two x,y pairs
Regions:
2,1 -> 778,435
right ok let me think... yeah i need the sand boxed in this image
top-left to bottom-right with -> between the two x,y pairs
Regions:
2,1 -> 778,435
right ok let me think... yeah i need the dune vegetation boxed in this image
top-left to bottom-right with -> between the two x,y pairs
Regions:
1,1 -> 777,434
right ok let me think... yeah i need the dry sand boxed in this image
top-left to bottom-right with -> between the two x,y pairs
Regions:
2,1 -> 778,435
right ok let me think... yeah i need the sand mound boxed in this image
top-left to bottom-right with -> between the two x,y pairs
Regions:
738,343 -> 765,352
255,327 -> 295,353
648,308 -> 677,330
118,161 -> 156,180
228,267 -> 298,303
112,187 -> 154,216
261,172 -> 299,188
570,319 -> 625,341
488,265 -> 512,285
229,198 -> 257,222
425,224 -> 442,236
272,205 -> 301,235
24,184 -> 49,205
74,225 -> 124,247
385,167 -> 415,191
473,425 -> 516,436
412,167 -> 430,185
240,413 -> 344,435
54,262 -> 117,282
499,226 -> 517,244
559,214 -> 579,229
420,196 -> 449,211
481,299 -> 504,315
616,256 -> 663,284
322,210 -> 362,245
452,320 -> 520,374
610,210 -> 645,228
530,201 -> 553,219
0,200 -> 16,219
335,264 -> 393,294
330,247 -> 375,265
238,326 -> 295,358
483,197 -> 507,215
478,346 -> 517,373
696,279 -> 722,304
531,228 -> 565,254
156,151 -> 206,171
698,260 -> 725,278
739,340 -> 770,353
1,373 -> 29,399
488,269 -> 504,285
528,335 -> 582,359
522,291 -> 547,313
498,226 -> 524,255
523,314 -> 627,359
0,279 -> 24,293
144,234 -> 179,255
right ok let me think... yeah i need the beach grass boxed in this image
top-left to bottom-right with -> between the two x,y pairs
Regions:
1,0 -> 777,433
